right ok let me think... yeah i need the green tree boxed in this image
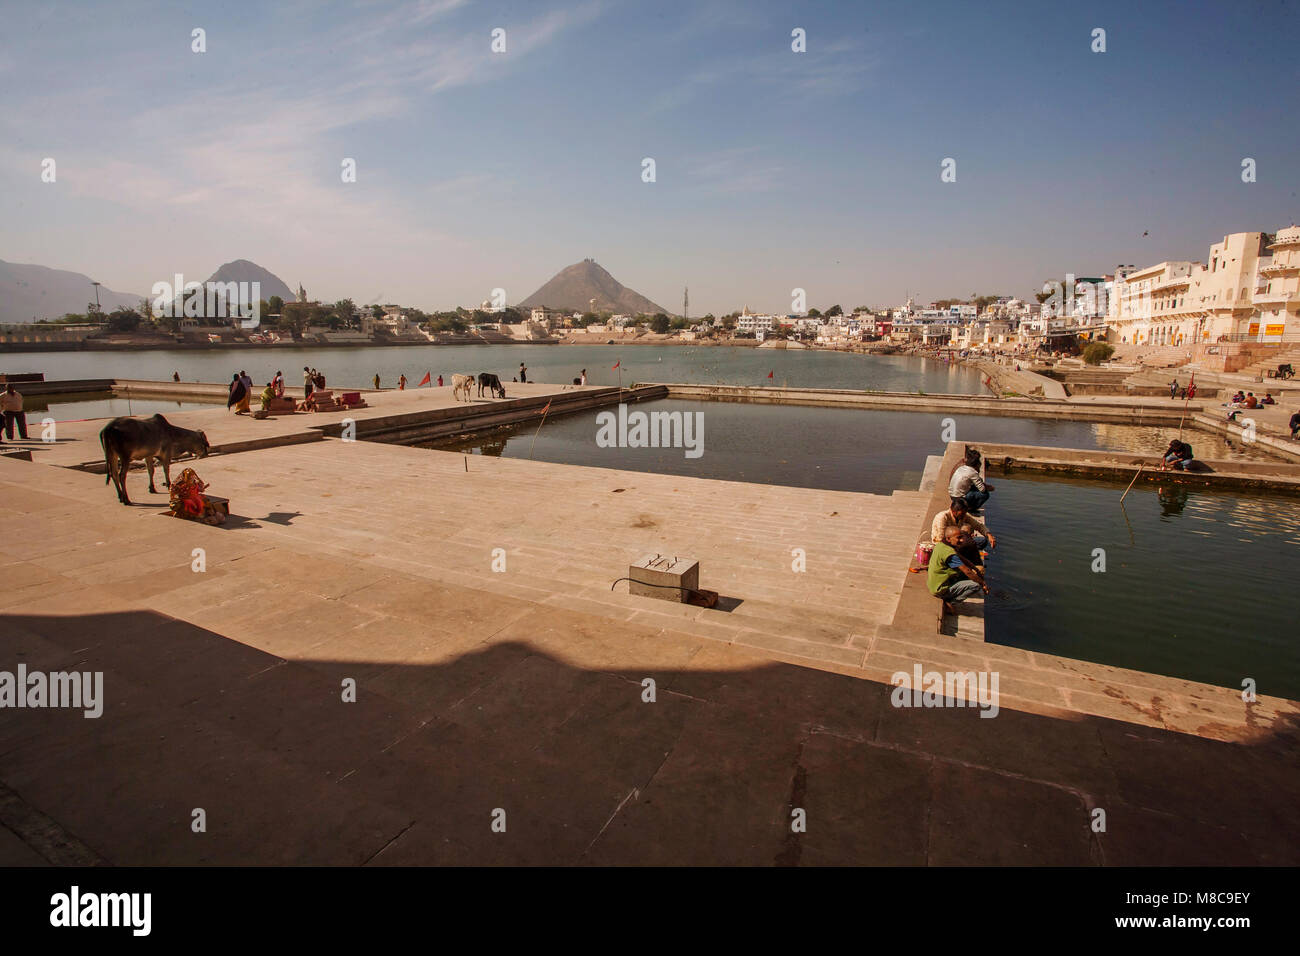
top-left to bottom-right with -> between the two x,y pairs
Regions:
650,314 -> 670,334
334,299 -> 356,325
281,302 -> 309,335
825,304 -> 843,317
106,308 -> 141,332
1082,342 -> 1114,365
807,308 -> 821,318
371,304 -> 384,319
670,317 -> 688,330
267,295 -> 284,316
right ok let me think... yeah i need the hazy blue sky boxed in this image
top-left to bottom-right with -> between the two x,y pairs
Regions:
1,0 -> 1296,315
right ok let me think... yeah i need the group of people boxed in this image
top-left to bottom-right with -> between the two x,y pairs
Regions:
228,369 -> 290,414
1225,390 -> 1275,409
926,448 -> 996,613
1168,377 -> 1197,400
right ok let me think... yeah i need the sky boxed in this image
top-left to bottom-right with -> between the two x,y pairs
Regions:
1,0 -> 1297,316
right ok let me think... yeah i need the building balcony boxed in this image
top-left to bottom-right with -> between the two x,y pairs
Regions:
1150,277 -> 1191,291
1259,260 -> 1299,274
1253,289 -> 1297,304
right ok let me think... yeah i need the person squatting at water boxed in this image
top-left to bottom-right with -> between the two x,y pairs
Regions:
927,526 -> 989,615
949,448 -> 993,513
931,497 -> 996,565
1159,438 -> 1195,471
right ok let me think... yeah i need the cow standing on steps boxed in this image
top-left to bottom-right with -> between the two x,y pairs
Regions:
100,414 -> 211,505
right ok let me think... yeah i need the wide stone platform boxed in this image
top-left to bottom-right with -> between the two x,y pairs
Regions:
14,381 -> 622,470
1,433 -> 1297,865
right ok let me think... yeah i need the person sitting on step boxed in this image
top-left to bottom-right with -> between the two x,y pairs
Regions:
928,527 -> 988,615
948,448 -> 993,513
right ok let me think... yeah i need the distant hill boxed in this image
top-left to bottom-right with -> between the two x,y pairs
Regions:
205,259 -> 295,302
519,259 -> 668,315
0,259 -> 142,323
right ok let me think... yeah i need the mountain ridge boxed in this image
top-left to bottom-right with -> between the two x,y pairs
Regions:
205,259 -> 295,302
0,259 -> 142,323
519,259 -> 668,315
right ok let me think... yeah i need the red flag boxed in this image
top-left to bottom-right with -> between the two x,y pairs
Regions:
418,371 -> 431,386
540,399 -> 552,416
612,360 -> 620,369
767,370 -> 774,378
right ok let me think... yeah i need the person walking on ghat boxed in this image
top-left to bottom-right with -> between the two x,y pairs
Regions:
437,374 -> 443,387
2,384 -> 28,440
373,373 -> 381,390
303,366 -> 314,400
227,373 -> 249,414
172,370 -> 180,383
519,362 -> 527,384
238,370 -> 254,414
398,374 -> 407,390
1169,377 -> 1179,399
580,368 -> 587,385
272,370 -> 284,397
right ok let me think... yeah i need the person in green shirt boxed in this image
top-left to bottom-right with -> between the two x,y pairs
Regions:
928,526 -> 989,614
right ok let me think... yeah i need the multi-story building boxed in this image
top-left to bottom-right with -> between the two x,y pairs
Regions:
735,308 -> 776,333
1107,232 -> 1286,345
1253,226 -> 1300,341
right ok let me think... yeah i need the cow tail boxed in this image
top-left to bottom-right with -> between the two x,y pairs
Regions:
101,429 -> 111,484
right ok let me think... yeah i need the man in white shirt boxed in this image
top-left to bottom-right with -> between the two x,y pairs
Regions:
1,385 -> 27,440
948,448 -> 993,512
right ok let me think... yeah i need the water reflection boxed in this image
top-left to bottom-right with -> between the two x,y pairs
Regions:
444,432 -> 510,457
987,475 -> 1300,699
1155,483 -> 1190,516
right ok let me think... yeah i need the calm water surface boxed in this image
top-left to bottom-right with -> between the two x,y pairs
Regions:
986,475 -> 1300,699
7,345 -> 986,394
21,393 -> 211,421
426,400 -> 1279,495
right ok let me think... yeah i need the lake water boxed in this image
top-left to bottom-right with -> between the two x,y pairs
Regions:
987,475 -> 1300,700
20,392 -> 211,421
422,399 -> 1278,495
5,344 -> 987,395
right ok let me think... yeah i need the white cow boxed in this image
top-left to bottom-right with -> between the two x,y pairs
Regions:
451,373 -> 474,402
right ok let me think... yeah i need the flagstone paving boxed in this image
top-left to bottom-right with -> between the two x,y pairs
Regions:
0,425 -> 1297,865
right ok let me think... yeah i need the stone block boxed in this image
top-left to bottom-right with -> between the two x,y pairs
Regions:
628,553 -> 698,604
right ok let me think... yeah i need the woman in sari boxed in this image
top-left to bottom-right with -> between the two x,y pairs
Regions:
227,373 -> 249,413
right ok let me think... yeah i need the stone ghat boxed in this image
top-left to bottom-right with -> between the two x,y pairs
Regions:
1,440 -> 1297,865
18,381 -> 664,471
639,382 -> 1192,424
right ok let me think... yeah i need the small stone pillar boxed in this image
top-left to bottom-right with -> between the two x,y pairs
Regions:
629,554 -> 699,604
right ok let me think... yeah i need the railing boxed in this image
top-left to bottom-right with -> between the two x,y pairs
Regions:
1217,332 -> 1300,343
